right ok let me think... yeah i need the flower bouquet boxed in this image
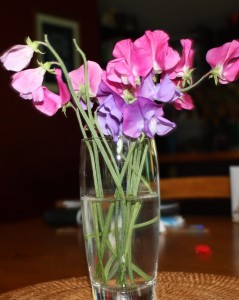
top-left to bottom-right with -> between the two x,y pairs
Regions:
1,30 -> 239,299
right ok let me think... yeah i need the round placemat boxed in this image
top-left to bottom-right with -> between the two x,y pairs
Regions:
1,272 -> 239,300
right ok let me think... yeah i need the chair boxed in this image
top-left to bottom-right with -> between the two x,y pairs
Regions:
160,175 -> 231,201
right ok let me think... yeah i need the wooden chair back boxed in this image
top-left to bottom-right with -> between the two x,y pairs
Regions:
160,176 -> 231,201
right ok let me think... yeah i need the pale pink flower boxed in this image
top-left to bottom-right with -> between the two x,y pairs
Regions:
11,67 -> 46,98
206,40 -> 239,84
69,61 -> 102,96
0,45 -> 34,72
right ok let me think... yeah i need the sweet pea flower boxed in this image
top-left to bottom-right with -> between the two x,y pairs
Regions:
173,93 -> 194,110
104,37 -> 153,97
0,45 -> 34,72
11,66 -> 46,99
69,61 -> 102,96
105,57 -> 136,88
69,61 -> 102,109
110,38 -> 152,84
33,87 -> 62,116
33,68 -> 70,116
0,38 -> 40,72
168,39 -> 195,84
139,73 -> 181,103
123,97 -> 176,138
206,40 -> 239,84
134,30 -> 180,74
97,81 -> 126,141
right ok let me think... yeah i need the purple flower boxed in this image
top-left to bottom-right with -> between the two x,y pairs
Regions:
138,72 -> 181,103
97,81 -> 126,141
123,97 -> 176,138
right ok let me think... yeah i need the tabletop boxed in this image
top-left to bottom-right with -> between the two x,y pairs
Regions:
0,215 -> 239,294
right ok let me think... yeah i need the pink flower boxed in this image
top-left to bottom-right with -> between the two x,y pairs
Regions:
33,69 -> 70,116
106,57 -> 136,87
103,39 -> 152,97
206,40 -> 239,84
173,93 -> 194,110
69,61 -> 102,97
134,30 -> 180,73
0,45 -> 34,72
112,38 -> 152,81
11,66 -> 46,98
168,39 -> 195,81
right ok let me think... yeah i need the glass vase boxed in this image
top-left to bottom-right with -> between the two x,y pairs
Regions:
80,137 -> 160,300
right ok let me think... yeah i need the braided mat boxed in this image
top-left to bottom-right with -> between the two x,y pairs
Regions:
1,272 -> 239,300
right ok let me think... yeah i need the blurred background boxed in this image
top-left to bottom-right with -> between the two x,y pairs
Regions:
0,0 -> 238,222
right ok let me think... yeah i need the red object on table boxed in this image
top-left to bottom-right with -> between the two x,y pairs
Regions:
194,244 -> 212,255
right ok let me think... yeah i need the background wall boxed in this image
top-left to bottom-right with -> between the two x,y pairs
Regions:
98,0 -> 239,37
0,0 -> 100,222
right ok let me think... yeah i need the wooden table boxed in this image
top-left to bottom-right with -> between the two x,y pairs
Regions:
0,215 -> 239,294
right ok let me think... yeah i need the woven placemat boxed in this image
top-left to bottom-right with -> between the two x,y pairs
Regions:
1,272 -> 239,300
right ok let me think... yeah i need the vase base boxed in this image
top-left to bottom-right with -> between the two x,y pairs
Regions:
92,282 -> 156,300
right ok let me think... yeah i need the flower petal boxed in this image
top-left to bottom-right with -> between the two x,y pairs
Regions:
123,101 -> 144,138
11,67 -> 45,94
69,61 -> 102,96
0,45 -> 34,71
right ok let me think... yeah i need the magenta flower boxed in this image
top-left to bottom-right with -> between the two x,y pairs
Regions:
173,93 -> 194,110
11,66 -> 46,98
206,40 -> 239,84
112,38 -> 152,81
105,57 -> 136,88
168,39 -> 195,82
123,97 -> 176,138
33,69 -> 70,116
103,37 -> 154,98
0,44 -> 34,72
134,30 -> 180,73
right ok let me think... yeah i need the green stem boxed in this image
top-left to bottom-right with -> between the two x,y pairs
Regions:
131,263 -> 151,282
120,201 -> 141,283
92,203 -> 106,282
99,203 -> 115,258
180,71 -> 211,92
133,144 -> 149,195
134,214 -> 160,229
44,35 -> 125,198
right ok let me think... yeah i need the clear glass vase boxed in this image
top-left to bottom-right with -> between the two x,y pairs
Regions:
80,137 -> 160,300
